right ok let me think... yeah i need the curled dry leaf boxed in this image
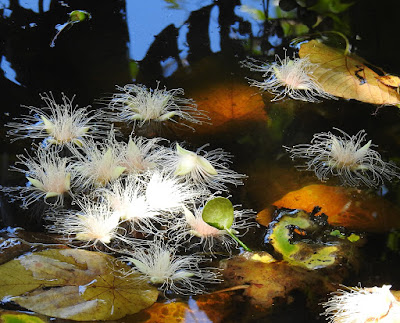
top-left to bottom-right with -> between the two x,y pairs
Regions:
299,40 -> 400,105
0,249 -> 158,321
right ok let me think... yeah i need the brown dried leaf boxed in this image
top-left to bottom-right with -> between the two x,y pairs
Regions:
299,40 -> 400,105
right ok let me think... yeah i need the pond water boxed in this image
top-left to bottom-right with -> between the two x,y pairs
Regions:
1,0 -> 400,322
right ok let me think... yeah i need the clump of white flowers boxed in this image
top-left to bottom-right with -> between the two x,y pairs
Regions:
2,88 -> 255,300
322,285 -> 400,322
285,128 -> 400,187
242,52 -> 336,102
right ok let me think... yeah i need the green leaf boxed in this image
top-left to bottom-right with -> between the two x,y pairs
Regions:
69,10 -> 91,23
202,197 -> 234,230
0,249 -> 158,321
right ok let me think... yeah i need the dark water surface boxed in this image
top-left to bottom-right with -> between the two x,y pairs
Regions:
1,0 -> 400,322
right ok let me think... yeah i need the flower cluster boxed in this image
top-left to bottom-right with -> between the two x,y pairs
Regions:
2,88 -> 254,296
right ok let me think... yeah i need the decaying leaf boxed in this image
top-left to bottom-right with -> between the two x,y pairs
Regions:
189,80 -> 267,135
0,249 -> 158,321
221,251 -> 340,310
299,40 -> 400,105
267,209 -> 362,270
262,184 -> 400,232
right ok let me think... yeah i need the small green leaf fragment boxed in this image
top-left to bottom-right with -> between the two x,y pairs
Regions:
330,229 -> 345,239
69,10 -> 91,23
347,233 -> 360,242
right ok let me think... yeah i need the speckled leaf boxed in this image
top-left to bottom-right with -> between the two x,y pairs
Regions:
0,249 -> 158,321
299,40 -> 400,105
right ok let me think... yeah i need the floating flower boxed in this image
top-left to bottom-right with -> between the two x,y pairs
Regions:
72,130 -> 126,189
7,92 -> 108,147
322,285 -> 400,322
171,202 -> 255,255
46,197 -> 124,247
163,143 -> 246,191
4,146 -> 73,208
99,177 -> 160,234
144,171 -> 205,213
242,53 -> 336,102
120,240 -> 220,294
119,136 -> 166,174
105,83 -> 207,129
285,128 -> 400,187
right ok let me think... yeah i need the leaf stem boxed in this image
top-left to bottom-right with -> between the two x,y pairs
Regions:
226,229 -> 252,252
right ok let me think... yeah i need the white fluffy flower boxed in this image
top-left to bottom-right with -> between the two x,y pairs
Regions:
46,197 -> 123,247
144,171 -> 205,213
7,92 -> 108,147
105,83 -> 207,129
162,143 -> 246,191
285,128 -> 400,187
170,203 -> 255,255
322,285 -> 400,322
120,240 -> 220,294
99,177 -> 161,234
242,53 -> 336,102
72,130 -> 126,189
4,146 -> 73,208
118,136 -> 166,174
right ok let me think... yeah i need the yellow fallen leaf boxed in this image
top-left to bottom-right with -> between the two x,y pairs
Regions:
299,40 -> 400,105
0,249 -> 158,321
